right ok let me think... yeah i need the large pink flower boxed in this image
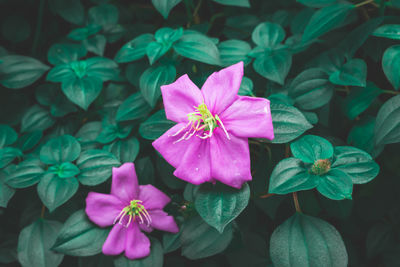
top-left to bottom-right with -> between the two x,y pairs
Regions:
85,163 -> 179,260
152,61 -> 274,189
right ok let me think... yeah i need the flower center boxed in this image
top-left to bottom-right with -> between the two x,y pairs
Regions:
113,200 -> 152,228
171,103 -> 230,143
310,159 -> 331,176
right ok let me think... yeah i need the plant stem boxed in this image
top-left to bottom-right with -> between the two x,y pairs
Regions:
40,205 -> 46,218
32,0 -> 45,55
293,192 -> 302,213
260,193 -> 275,199
382,90 -> 400,95
355,0 -> 375,8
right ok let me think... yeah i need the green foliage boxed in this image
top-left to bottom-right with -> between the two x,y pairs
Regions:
1,0 -> 400,266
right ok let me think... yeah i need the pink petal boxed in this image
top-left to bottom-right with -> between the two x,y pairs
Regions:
111,163 -> 139,202
124,222 -> 151,260
210,129 -> 251,189
161,74 -> 203,123
219,96 -> 274,140
173,136 -> 213,185
139,185 -> 171,210
85,192 -> 125,227
102,224 -> 127,256
201,61 -> 243,114
139,223 -> 153,233
152,123 -> 192,168
149,209 -> 179,233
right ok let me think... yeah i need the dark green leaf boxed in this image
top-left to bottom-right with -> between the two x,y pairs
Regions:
37,173 -> 79,212
252,22 -> 285,48
0,169 -> 15,207
382,45 -> 400,90
0,124 -> 17,148
347,117 -> 381,156
151,0 -> 182,19
114,34 -> 155,63
163,231 -> 182,253
195,183 -> 250,233
366,222 -> 396,259
213,0 -> 250,7
47,43 -> 87,65
374,95 -> 400,145
218,40 -> 252,66
48,162 -> 80,178
140,64 -> 176,107
40,135 -> 81,165
173,30 -> 221,65
270,213 -> 348,267
373,24 -> 400,40
329,59 -> 367,87
52,210 -> 108,256
238,76 -> 253,96
253,49 -> 292,85
21,105 -> 55,133
0,147 -> 22,168
331,146 -> 379,184
290,135 -> 334,163
83,35 -> 107,56
0,55 -> 50,89
17,219 -> 64,267
288,68 -> 334,110
268,158 -> 315,194
297,0 -> 338,8
49,0 -> 84,25
16,131 -> 43,152
317,169 -> 353,200
88,4 -> 119,27
104,137 -> 140,163
302,3 -> 355,43
139,109 -> 175,140
270,102 -> 313,144
75,121 -> 102,144
116,92 -> 152,122
6,157 -> 45,188
180,216 -> 233,260
76,149 -> 120,185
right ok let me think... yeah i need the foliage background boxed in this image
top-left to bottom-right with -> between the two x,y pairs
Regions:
1,0 -> 400,266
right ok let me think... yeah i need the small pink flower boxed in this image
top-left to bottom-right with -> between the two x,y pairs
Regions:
85,163 -> 179,260
153,61 -> 274,189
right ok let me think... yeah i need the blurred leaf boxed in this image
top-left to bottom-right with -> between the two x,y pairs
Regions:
290,135 -> 334,163
218,40 -> 252,67
21,105 -> 55,133
213,0 -> 250,7
151,0 -> 182,19
373,24 -> 400,40
116,92 -> 152,122
114,34 -> 154,63
252,49 -> 291,85
114,237 -> 163,267
374,95 -> 400,145
139,110 -> 175,140
252,22 -> 285,48
0,124 -> 17,148
40,135 -> 81,165
104,137 -> 140,163
329,59 -> 367,87
382,45 -> 400,90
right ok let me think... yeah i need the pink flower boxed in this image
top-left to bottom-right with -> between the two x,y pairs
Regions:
85,163 -> 179,260
152,61 -> 274,189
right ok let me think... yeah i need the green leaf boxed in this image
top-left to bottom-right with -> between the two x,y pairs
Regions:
253,49 -> 292,85
104,137 -> 140,163
163,231 -> 182,253
21,105 -> 55,133
288,68 -> 334,110
218,40 -> 252,67
342,82 -> 382,120
329,59 -> 367,87
268,158 -> 315,194
17,219 -> 64,267
67,24 -> 102,41
297,0 -> 338,8
180,216 -> 233,260
348,117 -> 381,156
0,169 -> 15,208
0,124 -> 17,148
139,109 -> 175,140
366,222 -> 396,259
62,76 -> 103,110
16,131 -> 43,152
116,92 -> 152,122
151,0 -> 182,19
114,34 -> 155,63
212,0 -> 250,7
76,149 -> 120,185
49,0 -> 84,25
52,210 -> 108,256
88,4 -> 119,27
140,64 -> 176,107
317,169 -> 353,200
40,135 -> 81,165
36,84 -> 78,117
75,121 -> 102,144
173,30 -> 221,65
382,45 -> 400,90
302,3 -> 355,43
83,35 -> 107,56
252,22 -> 285,48
373,24 -> 400,40
48,162 -> 80,178
47,43 -> 87,65
270,213 -> 348,267
374,95 -> 400,145
195,183 -> 250,233
6,158 -> 45,188
96,123 -> 133,144
331,146 -> 379,184
86,57 -> 119,82
37,173 -> 79,212
0,55 -> 50,89
238,76 -> 253,96
0,147 -> 23,168
290,135 -> 334,163
114,238 -> 163,267
270,102 -> 313,144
